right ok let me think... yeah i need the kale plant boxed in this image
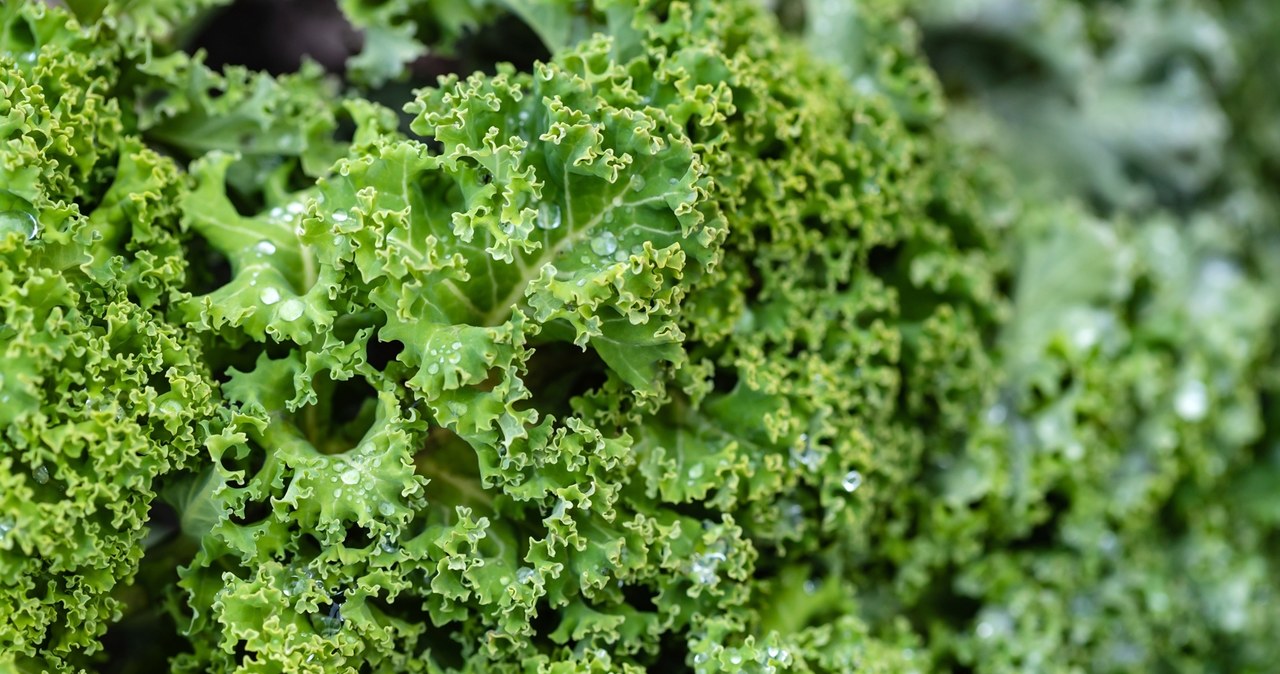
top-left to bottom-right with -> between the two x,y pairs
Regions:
0,0 -> 1277,672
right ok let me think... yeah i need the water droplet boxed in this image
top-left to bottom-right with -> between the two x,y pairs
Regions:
427,363 -> 440,375
451,341 -> 462,350
537,203 -> 561,230
32,465 -> 49,484
1064,442 -> 1085,461
516,567 -> 536,584
0,210 -> 38,240
841,470 -> 863,492
689,551 -> 724,585
518,110 -> 530,122
378,502 -> 396,517
729,654 -> 742,665
287,201 -> 305,215
985,403 -> 1008,425
591,232 -> 618,257
378,535 -> 398,554
1072,320 -> 1100,350
284,568 -> 315,597
629,175 -> 646,192
790,436 -> 821,471
269,206 -> 286,220
1175,380 -> 1208,421
331,210 -> 349,223
278,298 -> 305,321
254,240 -> 276,255
693,653 -> 709,665
318,609 -> 344,636
804,578 -> 819,594
259,287 -> 281,306
340,468 -> 360,485
975,609 -> 1012,640
687,464 -> 704,480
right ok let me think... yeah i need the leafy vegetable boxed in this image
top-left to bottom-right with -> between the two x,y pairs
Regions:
1,0 -> 1277,673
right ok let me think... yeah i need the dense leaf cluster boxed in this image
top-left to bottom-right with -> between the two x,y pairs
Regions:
0,0 -> 1276,673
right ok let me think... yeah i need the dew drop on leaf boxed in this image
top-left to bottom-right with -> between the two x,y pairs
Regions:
1175,380 -> 1208,421
841,470 -> 863,492
260,287 -> 281,305
278,299 -> 304,321
537,203 -> 561,230
0,210 -> 38,240
591,231 -> 619,256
